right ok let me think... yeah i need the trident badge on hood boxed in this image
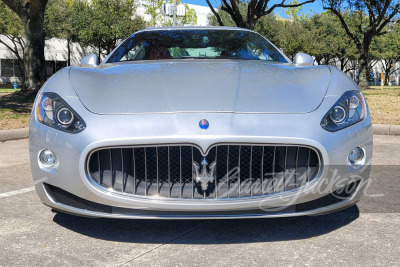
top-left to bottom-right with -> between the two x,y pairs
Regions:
193,158 -> 216,191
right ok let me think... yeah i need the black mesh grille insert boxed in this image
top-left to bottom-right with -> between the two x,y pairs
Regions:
87,144 -> 321,199
45,183 -> 112,213
296,180 -> 360,212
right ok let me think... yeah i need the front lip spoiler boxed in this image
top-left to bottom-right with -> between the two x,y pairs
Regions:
46,198 -> 360,220
43,181 -> 361,219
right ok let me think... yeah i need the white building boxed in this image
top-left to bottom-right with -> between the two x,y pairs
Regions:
0,35 -> 97,84
0,2 -> 213,85
370,62 -> 400,86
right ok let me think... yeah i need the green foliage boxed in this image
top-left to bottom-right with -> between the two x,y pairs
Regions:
45,0 -> 76,41
73,0 -> 146,56
144,0 -> 197,27
303,12 -> 357,63
254,14 -> 284,46
0,2 -> 24,37
208,8 -> 234,27
143,0 -> 164,27
0,2 -> 25,76
284,0 -> 311,21
210,6 -> 361,66
371,22 -> 400,62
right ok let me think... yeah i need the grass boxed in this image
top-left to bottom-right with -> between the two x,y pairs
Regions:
0,108 -> 31,130
0,86 -> 399,130
0,88 -> 20,93
363,86 -> 400,125
0,92 -> 34,131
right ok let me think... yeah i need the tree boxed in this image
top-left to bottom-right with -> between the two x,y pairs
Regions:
144,0 -> 197,27
45,0 -> 77,66
143,0 -> 164,27
205,0 -> 315,30
284,0 -> 311,20
208,1 -> 247,27
0,2 -> 25,79
74,0 -> 146,59
371,21 -> 400,85
303,12 -> 358,70
1,0 -> 48,91
321,0 -> 400,89
254,14 -> 285,46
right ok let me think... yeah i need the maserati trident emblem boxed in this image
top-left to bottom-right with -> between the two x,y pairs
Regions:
193,158 -> 216,191
199,119 -> 209,130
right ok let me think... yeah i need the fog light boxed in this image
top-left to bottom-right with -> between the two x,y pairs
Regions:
39,149 -> 57,165
348,147 -> 364,164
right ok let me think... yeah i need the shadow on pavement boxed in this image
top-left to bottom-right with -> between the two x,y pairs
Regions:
53,205 -> 359,244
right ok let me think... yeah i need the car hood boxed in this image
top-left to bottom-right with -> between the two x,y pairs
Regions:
69,60 -> 331,114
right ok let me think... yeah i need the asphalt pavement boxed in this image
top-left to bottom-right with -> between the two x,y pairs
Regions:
0,136 -> 399,266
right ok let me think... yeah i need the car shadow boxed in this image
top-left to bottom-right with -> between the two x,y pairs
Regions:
52,205 -> 359,244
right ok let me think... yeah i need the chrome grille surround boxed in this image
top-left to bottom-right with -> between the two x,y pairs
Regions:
86,144 -> 322,200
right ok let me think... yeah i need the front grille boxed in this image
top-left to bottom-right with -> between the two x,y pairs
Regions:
87,144 -> 321,199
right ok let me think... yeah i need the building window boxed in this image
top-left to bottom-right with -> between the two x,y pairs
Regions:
1,59 -> 15,77
46,60 -> 67,77
14,61 -> 23,77
1,59 -> 67,79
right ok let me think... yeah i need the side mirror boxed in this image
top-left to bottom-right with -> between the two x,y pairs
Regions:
294,53 -> 314,67
80,54 -> 99,67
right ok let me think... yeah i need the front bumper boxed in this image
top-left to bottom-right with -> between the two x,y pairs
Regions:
29,100 -> 373,219
40,180 -> 365,219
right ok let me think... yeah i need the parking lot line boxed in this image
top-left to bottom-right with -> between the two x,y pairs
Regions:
0,186 -> 34,199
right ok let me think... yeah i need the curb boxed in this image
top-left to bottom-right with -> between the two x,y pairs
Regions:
0,128 -> 29,142
0,124 -> 399,142
372,124 -> 400,136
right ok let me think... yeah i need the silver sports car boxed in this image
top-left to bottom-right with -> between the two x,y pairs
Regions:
30,27 -> 373,219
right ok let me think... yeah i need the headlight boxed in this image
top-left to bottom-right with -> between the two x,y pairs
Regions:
36,92 -> 86,133
321,91 -> 366,132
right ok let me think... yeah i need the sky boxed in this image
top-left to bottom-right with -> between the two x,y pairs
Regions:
183,0 -> 324,19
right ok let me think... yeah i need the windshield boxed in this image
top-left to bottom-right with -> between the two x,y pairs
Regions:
107,29 -> 288,63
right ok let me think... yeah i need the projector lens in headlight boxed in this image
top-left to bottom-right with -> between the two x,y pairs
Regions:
330,106 -> 346,123
348,147 -> 364,164
57,108 -> 74,126
39,149 -> 57,165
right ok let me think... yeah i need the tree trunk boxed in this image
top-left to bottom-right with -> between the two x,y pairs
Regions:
22,22 -> 47,91
2,0 -> 49,92
357,51 -> 369,89
98,41 -> 101,61
246,20 -> 256,31
17,58 -> 25,82
383,61 -> 395,86
67,39 -> 71,66
384,69 -> 391,86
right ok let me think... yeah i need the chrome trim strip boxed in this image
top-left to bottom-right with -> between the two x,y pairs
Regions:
144,147 -> 147,196
261,146 -> 264,195
156,147 -> 159,194
215,146 -> 218,198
